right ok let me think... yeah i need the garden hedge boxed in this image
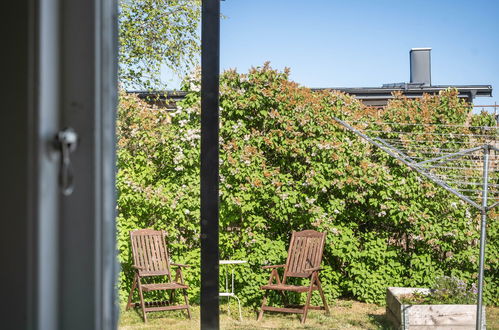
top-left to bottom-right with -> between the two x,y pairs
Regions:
117,64 -> 498,307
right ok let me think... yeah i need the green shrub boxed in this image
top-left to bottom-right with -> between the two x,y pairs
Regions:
117,64 -> 498,306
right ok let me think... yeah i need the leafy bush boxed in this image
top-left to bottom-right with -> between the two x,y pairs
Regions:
117,64 -> 498,307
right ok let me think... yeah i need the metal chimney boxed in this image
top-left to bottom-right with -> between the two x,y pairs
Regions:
410,48 -> 431,86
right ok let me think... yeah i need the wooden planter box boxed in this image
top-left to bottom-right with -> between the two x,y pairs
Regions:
386,287 -> 486,329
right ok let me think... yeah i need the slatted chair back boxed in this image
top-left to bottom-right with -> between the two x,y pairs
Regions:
282,230 -> 326,282
130,229 -> 172,280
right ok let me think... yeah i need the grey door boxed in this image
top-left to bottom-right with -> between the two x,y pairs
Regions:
1,0 -> 118,329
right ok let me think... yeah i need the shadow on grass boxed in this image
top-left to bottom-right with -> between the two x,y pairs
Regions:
368,313 -> 393,330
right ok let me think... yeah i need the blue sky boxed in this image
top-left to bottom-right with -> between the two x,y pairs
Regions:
218,0 -> 499,108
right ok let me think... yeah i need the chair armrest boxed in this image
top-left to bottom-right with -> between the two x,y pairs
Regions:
304,266 -> 322,272
171,263 -> 190,268
132,265 -> 145,270
262,264 -> 285,269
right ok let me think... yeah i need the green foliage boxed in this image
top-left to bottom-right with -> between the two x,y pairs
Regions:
117,64 -> 498,307
119,0 -> 201,89
400,276 -> 478,305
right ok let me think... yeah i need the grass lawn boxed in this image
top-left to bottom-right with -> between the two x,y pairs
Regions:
118,299 -> 499,329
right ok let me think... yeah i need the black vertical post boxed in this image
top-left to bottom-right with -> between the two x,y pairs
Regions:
201,0 -> 220,329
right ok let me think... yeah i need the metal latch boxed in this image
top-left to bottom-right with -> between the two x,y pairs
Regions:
54,128 -> 78,196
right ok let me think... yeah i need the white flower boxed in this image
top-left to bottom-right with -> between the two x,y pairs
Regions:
189,82 -> 200,92
173,152 -> 185,165
306,197 -> 316,204
232,121 -> 243,130
184,209 -> 190,215
181,128 -> 200,142
185,107 -> 197,115
171,106 -> 182,117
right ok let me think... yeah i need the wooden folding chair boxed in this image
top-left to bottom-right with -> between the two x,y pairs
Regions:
257,230 -> 330,324
126,229 -> 191,322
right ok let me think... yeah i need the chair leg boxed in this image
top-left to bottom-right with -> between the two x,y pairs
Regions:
301,275 -> 316,324
126,273 -> 138,311
257,290 -> 268,321
182,289 -> 191,319
316,276 -> 330,315
169,290 -> 176,305
258,269 -> 281,321
137,278 -> 147,322
280,291 -> 289,306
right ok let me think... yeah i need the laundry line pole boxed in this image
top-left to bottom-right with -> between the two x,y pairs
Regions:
331,116 -> 496,330
476,145 -> 489,330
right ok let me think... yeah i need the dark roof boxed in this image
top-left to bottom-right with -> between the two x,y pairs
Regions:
313,84 -> 492,98
127,90 -> 189,110
128,90 -> 189,100
128,84 -> 492,107
312,84 -> 492,106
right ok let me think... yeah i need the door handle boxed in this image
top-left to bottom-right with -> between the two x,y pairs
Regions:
54,128 -> 78,196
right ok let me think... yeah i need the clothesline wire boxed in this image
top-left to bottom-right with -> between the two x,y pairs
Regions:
338,118 -> 499,203
387,145 -> 497,153
423,161 -> 497,167
373,145 -> 496,166
371,142 -> 499,164
372,156 -> 495,171
373,142 -> 499,152
425,175 -> 499,189
344,120 -> 499,130
333,116 -> 499,211
453,188 -> 499,193
379,147 -> 497,156
407,155 -> 498,161
372,137 -> 490,145
444,180 -> 499,187
364,129 -> 497,139
434,174 -> 496,180
426,165 -> 488,170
